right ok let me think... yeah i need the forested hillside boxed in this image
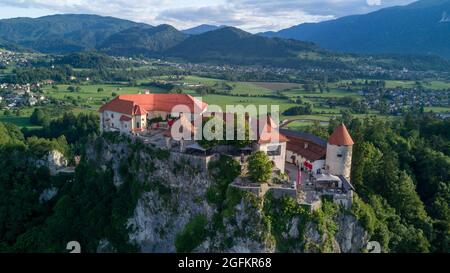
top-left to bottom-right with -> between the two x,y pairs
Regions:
0,14 -> 150,53
336,112 -> 449,252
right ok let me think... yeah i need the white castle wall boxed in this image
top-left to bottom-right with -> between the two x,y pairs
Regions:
134,114 -> 146,131
256,142 -> 287,174
285,149 -> 325,174
325,144 -> 353,179
101,110 -> 132,133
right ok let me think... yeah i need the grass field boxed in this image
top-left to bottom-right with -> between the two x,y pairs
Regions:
425,107 -> 450,113
250,82 -> 301,91
0,107 -> 41,129
282,88 -> 361,98
42,83 -> 167,109
183,76 -> 274,96
201,94 -> 345,121
0,115 -> 36,128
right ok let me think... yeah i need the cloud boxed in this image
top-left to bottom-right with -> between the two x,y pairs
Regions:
0,0 -> 416,32
156,4 -> 334,32
367,0 -> 382,6
227,0 -> 415,17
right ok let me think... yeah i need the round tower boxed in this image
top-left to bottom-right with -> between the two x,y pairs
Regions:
325,124 -> 354,180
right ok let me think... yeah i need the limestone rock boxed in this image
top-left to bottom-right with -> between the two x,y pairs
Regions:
334,214 -> 368,253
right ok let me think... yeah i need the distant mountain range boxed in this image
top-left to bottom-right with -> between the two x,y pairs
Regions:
182,24 -> 225,35
0,14 -> 336,68
261,0 -> 450,58
0,4 -> 449,71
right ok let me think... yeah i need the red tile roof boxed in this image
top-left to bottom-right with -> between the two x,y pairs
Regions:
99,94 -> 207,115
100,97 -> 134,115
257,115 -> 288,144
281,129 -> 327,162
328,124 -> 354,146
119,115 -> 132,122
285,136 -> 326,161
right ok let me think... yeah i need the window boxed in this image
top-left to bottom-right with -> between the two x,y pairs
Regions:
111,113 -> 114,118
337,154 -> 343,158
136,122 -> 140,129
304,143 -> 309,149
267,145 -> 282,156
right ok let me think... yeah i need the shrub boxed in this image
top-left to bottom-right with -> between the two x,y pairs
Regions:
175,214 -> 208,253
247,151 -> 273,183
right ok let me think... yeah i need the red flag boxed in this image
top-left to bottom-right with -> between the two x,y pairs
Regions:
303,161 -> 312,170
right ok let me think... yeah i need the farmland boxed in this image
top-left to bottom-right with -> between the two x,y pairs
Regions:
2,73 -> 449,130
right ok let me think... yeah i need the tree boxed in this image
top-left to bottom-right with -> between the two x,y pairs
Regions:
30,112 -> 99,144
387,171 -> 429,228
247,151 -> 273,183
207,155 -> 241,203
30,108 -> 50,126
282,104 -> 313,116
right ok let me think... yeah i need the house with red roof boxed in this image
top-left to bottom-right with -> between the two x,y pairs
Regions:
99,93 -> 208,134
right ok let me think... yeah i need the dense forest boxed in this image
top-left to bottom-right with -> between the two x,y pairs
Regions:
0,111 -> 448,252
0,114 -> 150,252
340,112 -> 448,252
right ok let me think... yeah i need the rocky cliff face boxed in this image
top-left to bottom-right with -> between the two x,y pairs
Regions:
90,134 -> 368,253
127,160 -> 214,252
36,150 -> 68,175
334,214 -> 369,253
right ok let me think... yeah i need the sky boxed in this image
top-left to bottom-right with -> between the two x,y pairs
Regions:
0,0 -> 417,32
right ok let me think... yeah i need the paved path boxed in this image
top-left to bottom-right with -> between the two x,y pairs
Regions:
285,163 -> 321,205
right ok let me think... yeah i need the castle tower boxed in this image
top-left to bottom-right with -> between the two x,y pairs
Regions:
325,124 -> 354,180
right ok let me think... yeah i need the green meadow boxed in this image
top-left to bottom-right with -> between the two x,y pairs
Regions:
182,75 -> 275,96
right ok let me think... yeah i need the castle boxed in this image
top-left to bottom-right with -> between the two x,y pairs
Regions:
99,94 -> 288,172
99,93 -> 355,207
